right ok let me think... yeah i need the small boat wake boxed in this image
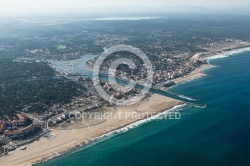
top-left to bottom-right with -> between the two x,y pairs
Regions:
166,91 -> 198,101
189,103 -> 207,109
177,94 -> 197,101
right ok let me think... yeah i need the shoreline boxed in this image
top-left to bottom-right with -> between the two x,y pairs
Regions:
172,44 -> 250,85
171,64 -> 214,85
201,44 -> 250,61
0,95 -> 184,166
1,44 -> 250,166
37,104 -> 186,165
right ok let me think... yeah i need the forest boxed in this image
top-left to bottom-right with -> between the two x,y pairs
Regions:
0,60 -> 86,115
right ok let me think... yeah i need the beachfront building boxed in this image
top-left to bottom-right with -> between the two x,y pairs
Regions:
0,120 -> 7,133
3,124 -> 39,139
11,114 -> 28,126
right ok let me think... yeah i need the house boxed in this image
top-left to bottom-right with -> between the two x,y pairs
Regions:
11,114 -> 28,126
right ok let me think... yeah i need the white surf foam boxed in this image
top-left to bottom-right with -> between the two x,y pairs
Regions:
84,104 -> 187,147
28,152 -> 62,166
29,104 -> 186,165
204,47 -> 250,61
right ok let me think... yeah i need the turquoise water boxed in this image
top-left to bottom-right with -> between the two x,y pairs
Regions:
38,51 -> 250,166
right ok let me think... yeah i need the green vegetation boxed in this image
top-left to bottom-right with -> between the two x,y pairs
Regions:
0,59 -> 55,79
0,60 -> 86,115
0,79 -> 86,115
1,15 -> 250,59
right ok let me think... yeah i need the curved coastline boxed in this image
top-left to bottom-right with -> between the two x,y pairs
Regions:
170,46 -> 250,87
203,46 -> 250,61
0,94 -> 183,166
35,103 -> 186,166
2,46 -> 250,166
34,47 -> 250,166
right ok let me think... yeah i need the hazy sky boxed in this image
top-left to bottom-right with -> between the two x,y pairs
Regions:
1,0 -> 250,14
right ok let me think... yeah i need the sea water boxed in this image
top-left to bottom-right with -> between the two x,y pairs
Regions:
38,51 -> 250,166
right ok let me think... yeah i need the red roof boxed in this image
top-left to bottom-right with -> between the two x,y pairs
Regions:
12,114 -> 27,123
4,124 -> 38,135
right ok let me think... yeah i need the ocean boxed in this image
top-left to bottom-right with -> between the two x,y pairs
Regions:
38,51 -> 250,166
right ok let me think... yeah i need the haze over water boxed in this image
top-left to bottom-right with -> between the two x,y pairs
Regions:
38,51 -> 250,166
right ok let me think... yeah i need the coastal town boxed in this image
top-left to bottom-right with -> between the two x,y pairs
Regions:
1,39 -> 250,157
0,13 -> 250,166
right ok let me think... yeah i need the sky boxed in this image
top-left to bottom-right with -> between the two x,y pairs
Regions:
0,0 -> 250,15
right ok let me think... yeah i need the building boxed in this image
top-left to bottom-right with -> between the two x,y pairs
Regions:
11,114 -> 28,126
0,120 -> 7,133
4,124 -> 39,139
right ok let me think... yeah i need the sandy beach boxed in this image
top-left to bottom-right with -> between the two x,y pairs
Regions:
172,64 -> 213,84
0,94 -> 183,166
0,55 -> 212,166
2,42 -> 250,166
173,42 -> 250,85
